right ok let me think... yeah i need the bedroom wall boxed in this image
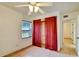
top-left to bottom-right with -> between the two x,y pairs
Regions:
63,11 -> 79,20
30,11 -> 63,51
0,5 -> 32,56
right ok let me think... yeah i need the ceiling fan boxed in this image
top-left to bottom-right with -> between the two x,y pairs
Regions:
15,2 -> 52,15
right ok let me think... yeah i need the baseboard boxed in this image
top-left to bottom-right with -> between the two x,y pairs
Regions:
3,45 -> 33,57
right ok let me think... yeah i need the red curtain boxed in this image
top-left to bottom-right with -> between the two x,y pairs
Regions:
32,19 -> 41,47
45,16 -> 57,51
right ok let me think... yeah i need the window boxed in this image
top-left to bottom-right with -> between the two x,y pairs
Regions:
21,20 -> 32,39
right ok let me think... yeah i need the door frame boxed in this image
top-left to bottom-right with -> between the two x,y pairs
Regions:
62,19 -> 77,49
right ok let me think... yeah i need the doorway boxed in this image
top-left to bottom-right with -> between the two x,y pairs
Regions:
60,20 -> 77,56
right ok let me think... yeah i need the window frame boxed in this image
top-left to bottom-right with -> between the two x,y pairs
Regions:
21,20 -> 32,39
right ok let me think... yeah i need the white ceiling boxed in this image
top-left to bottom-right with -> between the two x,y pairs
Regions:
1,2 -> 79,15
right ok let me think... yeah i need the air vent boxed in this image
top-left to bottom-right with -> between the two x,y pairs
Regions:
63,15 -> 68,18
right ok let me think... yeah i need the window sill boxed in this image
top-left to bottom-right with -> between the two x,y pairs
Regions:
22,36 -> 32,39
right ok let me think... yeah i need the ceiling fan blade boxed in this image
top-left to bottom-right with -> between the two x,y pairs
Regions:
36,2 -> 52,6
34,6 -> 39,13
15,4 -> 29,7
38,8 -> 45,14
28,5 -> 34,12
36,3 -> 52,6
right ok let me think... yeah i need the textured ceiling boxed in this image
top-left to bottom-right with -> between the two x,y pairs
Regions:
0,2 -> 79,15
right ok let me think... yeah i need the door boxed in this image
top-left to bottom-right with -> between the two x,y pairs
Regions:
32,19 -> 41,47
45,16 -> 57,51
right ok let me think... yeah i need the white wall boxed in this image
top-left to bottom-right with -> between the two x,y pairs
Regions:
63,11 -> 79,20
0,5 -> 32,56
31,11 -> 63,51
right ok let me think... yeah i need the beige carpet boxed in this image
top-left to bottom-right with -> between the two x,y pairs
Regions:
22,46 -> 73,57
7,46 -> 74,57
6,39 -> 76,57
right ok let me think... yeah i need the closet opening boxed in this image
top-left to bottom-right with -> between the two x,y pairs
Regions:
32,16 -> 57,51
41,21 -> 45,48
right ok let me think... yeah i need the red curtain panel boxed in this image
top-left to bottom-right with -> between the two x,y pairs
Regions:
45,16 -> 57,51
32,19 -> 41,47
